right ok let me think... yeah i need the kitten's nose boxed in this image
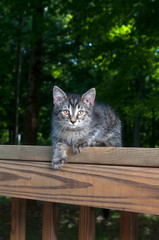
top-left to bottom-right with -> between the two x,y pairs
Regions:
70,120 -> 76,124
70,117 -> 76,124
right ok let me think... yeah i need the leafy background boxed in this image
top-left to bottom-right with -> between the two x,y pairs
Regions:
1,0 -> 159,239
1,0 -> 159,147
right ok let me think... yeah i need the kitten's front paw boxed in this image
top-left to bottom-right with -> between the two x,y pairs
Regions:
72,145 -> 83,154
52,158 -> 67,170
72,142 -> 88,154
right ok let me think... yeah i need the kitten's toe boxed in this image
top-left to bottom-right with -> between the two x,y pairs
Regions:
73,142 -> 88,153
72,146 -> 83,154
51,158 -> 67,169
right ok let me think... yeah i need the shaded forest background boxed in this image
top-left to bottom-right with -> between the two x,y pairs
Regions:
1,0 -> 159,147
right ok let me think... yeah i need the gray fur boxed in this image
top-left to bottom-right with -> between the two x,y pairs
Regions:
52,86 -> 122,169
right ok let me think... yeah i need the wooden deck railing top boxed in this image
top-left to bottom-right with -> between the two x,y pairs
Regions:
1,145 -> 159,166
0,145 -> 159,215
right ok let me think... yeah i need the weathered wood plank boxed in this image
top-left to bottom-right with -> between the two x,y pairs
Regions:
0,160 -> 159,215
10,198 -> 26,240
0,145 -> 52,161
79,206 -> 95,240
1,145 -> 159,167
68,147 -> 159,167
120,211 -> 138,240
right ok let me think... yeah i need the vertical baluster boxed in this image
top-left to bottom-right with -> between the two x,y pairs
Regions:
10,198 -> 27,240
79,206 -> 95,240
120,211 -> 138,240
42,202 -> 58,240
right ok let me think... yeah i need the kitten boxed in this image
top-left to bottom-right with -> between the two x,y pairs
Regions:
51,86 -> 121,169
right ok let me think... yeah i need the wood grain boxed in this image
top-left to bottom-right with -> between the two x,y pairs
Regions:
0,160 -> 159,215
68,147 -> 159,167
3,145 -> 159,240
0,145 -> 52,161
1,145 -> 159,167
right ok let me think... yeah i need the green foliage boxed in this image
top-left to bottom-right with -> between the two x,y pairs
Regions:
0,0 -> 159,147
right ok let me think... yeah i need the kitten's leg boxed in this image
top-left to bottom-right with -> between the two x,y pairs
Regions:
52,142 -> 67,169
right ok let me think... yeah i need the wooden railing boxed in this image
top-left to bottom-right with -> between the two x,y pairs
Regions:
1,145 -> 159,240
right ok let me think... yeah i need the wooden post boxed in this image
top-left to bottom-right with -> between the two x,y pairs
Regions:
120,211 -> 138,240
42,202 -> 58,240
79,206 -> 95,240
10,198 -> 27,240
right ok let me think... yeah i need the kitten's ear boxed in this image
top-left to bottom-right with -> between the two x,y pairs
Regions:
53,86 -> 67,106
82,88 -> 96,107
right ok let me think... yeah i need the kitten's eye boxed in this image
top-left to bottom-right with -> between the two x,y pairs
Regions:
63,110 -> 70,115
78,110 -> 84,116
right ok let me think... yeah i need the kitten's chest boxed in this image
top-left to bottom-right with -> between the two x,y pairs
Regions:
61,129 -> 86,145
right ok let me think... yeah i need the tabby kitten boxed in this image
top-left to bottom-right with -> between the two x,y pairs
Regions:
52,86 -> 121,169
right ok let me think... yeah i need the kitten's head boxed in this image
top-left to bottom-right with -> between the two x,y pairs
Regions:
53,86 -> 96,129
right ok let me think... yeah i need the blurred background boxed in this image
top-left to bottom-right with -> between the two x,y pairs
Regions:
1,0 -> 159,147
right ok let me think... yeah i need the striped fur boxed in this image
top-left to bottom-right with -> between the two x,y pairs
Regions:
52,86 -> 122,169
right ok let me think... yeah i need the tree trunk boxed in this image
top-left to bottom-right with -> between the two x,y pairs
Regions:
23,1 -> 43,145
133,77 -> 145,147
13,17 -> 23,145
133,117 -> 140,147
151,110 -> 155,147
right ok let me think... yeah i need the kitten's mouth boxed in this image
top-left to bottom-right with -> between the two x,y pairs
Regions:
69,123 -> 79,129
69,121 -> 77,126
